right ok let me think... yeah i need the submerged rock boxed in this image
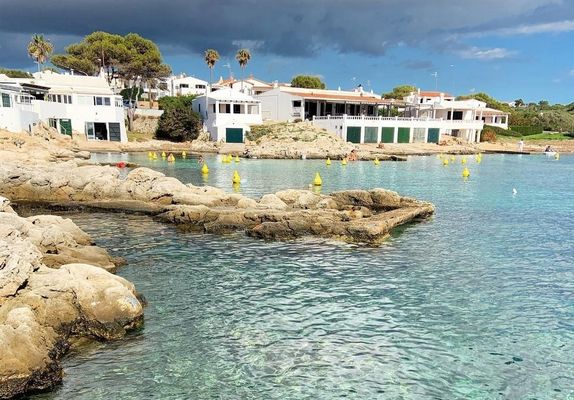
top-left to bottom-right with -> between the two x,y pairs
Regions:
0,199 -> 143,399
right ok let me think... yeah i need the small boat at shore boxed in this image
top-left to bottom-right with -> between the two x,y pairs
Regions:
545,151 -> 557,157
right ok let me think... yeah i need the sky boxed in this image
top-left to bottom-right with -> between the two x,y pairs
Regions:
1,0 -> 573,104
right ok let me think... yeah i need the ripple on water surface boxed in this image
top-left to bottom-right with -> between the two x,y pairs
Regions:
31,154 -> 574,399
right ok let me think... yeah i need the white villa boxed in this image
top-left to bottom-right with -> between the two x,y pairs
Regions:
308,88 -> 509,144
0,71 -> 127,142
166,75 -> 208,97
192,88 -> 262,143
213,76 -> 281,96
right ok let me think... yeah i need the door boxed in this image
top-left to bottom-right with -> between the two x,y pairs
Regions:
85,122 -> 95,140
397,127 -> 410,143
413,128 -> 426,143
226,128 -> 243,143
382,127 -> 395,143
108,123 -> 121,142
346,126 -> 361,143
428,128 -> 440,143
59,119 -> 72,136
364,127 -> 378,143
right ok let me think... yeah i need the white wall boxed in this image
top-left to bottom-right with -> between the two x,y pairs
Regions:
256,89 -> 301,121
34,97 -> 127,142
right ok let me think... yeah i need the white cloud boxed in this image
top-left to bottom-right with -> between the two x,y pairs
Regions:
466,19 -> 574,38
458,47 -> 517,60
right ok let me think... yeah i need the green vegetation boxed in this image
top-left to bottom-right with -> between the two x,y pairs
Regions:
291,75 -> 326,89
155,95 -> 201,142
158,95 -> 197,111
204,49 -> 220,86
235,48 -> 251,91
509,125 -> 543,136
509,132 -> 572,141
120,87 -> 144,102
382,85 -> 416,100
27,34 -> 54,72
0,68 -> 33,78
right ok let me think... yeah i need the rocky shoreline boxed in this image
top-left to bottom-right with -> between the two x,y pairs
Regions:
0,197 -> 144,399
0,128 -> 435,398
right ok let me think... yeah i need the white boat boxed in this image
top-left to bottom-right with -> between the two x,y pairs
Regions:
545,151 -> 557,157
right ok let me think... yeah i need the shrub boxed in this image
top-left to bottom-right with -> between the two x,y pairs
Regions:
509,125 -> 543,136
158,95 -> 197,111
155,108 -> 201,142
480,126 -> 497,142
120,87 -> 144,101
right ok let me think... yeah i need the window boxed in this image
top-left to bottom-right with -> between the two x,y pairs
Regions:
115,98 -> 122,107
447,111 -> 463,120
233,104 -> 241,114
1,93 -> 11,107
57,94 -> 62,103
219,103 -> 230,113
198,104 -> 201,113
212,104 -> 216,113
180,84 -> 189,88
195,84 -> 206,89
293,100 -> 301,108
248,105 -> 259,114
94,96 -> 111,106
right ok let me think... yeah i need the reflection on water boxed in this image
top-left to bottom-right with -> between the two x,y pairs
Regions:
31,154 -> 574,399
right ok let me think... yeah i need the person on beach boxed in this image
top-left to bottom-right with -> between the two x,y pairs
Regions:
518,139 -> 524,152
198,155 -> 204,164
545,145 -> 554,152
348,149 -> 358,161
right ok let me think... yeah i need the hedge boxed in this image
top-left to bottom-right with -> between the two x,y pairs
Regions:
509,125 -> 544,136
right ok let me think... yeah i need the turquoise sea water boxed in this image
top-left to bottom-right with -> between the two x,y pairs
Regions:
31,154 -> 573,399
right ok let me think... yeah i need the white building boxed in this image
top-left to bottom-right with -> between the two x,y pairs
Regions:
0,80 -> 39,133
311,88 -> 509,144
166,75 -> 208,97
214,76 -> 277,96
0,71 -> 127,142
192,88 -> 262,142
256,86 -> 384,122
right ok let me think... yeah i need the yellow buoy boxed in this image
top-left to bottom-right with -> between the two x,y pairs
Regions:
235,155 -> 240,163
462,167 -> 470,178
443,158 -> 449,166
461,157 -> 467,165
232,170 -> 241,184
326,157 -> 331,166
147,151 -> 152,159
167,153 -> 175,162
152,152 -> 158,159
313,172 -> 322,186
161,151 -> 166,158
450,155 -> 455,161
201,163 -> 209,174
182,151 -> 187,158
374,157 -> 380,165
342,158 -> 347,166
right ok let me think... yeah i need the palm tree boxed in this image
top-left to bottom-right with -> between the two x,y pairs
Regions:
27,34 -> 54,73
204,49 -> 220,92
235,48 -> 251,92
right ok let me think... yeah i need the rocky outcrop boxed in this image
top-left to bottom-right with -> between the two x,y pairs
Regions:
0,199 -> 143,399
0,162 -> 434,245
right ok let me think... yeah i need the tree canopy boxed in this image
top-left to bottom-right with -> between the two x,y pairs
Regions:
291,75 -> 326,89
51,31 -> 171,85
456,92 -> 513,113
0,68 -> 33,78
27,34 -> 53,72
382,85 -> 416,100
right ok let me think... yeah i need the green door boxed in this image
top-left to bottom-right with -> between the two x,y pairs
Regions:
397,127 -> 410,143
364,127 -> 378,143
382,127 -> 395,143
108,123 -> 121,142
226,128 -> 243,143
346,126 -> 361,143
60,119 -> 72,136
428,128 -> 440,143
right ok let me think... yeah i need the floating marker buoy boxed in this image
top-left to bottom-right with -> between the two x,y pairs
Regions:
116,161 -> 127,168
147,151 -> 152,159
342,158 -> 347,166
313,172 -> 322,186
182,151 -> 187,158
326,157 -> 331,166
201,163 -> 209,174
161,151 -> 166,158
152,152 -> 158,160
462,167 -> 470,178
232,170 -> 241,184
235,155 -> 240,163
167,154 -> 176,162
443,158 -> 449,166
374,157 -> 380,165
512,188 -> 517,195
461,158 -> 467,165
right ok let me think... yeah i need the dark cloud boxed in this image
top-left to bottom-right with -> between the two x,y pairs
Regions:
0,0 -> 572,68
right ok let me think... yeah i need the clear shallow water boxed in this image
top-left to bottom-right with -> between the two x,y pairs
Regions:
31,154 -> 573,399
